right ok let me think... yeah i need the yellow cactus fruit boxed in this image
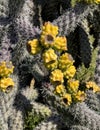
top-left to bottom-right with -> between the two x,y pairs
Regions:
95,0 -> 100,4
55,84 -> 65,94
86,81 -> 100,93
27,39 -> 41,54
42,48 -> 57,64
93,85 -> 100,93
58,53 -> 74,70
67,79 -> 79,93
62,93 -> 72,106
45,60 -> 58,70
50,69 -> 64,84
64,65 -> 76,79
54,36 -> 67,51
40,22 -> 58,48
42,22 -> 58,36
0,77 -> 14,92
86,81 -> 95,89
0,61 -> 14,78
75,90 -> 86,102
40,34 -> 55,48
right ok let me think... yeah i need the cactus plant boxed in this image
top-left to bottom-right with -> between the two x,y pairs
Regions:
0,0 -> 100,130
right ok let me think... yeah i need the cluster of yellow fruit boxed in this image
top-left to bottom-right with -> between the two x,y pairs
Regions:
0,61 -> 14,92
27,22 -> 100,106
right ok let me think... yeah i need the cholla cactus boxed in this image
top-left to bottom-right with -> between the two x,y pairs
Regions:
41,84 -> 100,130
70,125 -> 90,130
0,74 -> 18,130
30,22 -> 99,130
34,114 -> 66,130
85,90 -> 100,111
0,0 -> 9,18
0,3 -> 51,129
94,45 -> 100,85
0,31 -> 12,62
0,0 -> 100,130
52,3 -> 98,36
